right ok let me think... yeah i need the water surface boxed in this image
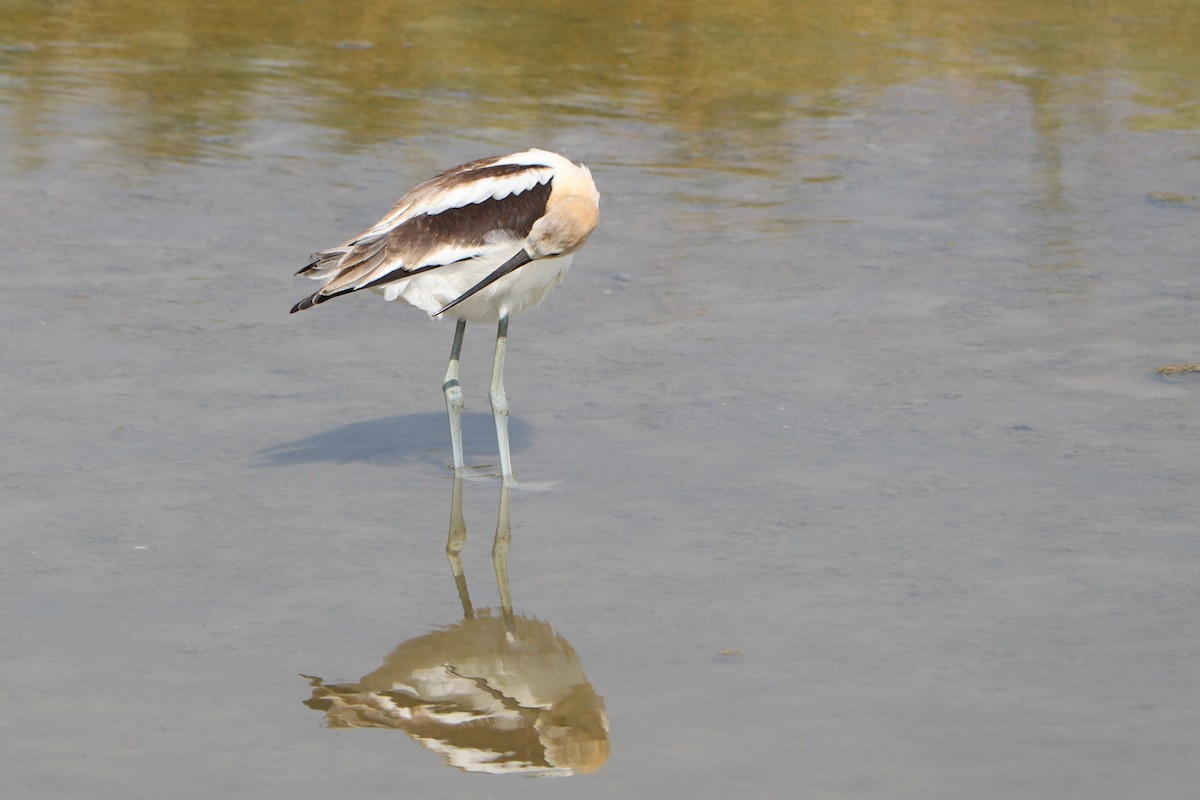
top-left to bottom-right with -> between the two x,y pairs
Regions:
2,1 -> 1198,798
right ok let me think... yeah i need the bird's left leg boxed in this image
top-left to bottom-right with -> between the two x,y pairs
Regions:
489,314 -> 513,477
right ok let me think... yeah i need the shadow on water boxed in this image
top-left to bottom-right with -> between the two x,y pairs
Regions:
255,412 -> 532,468
301,476 -> 609,776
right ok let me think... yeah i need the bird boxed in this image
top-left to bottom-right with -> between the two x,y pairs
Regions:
290,148 -> 600,478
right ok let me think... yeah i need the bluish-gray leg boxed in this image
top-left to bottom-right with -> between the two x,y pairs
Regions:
442,319 -> 467,470
489,314 -> 513,477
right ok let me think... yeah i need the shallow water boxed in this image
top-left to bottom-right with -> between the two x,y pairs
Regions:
2,1 -> 1199,797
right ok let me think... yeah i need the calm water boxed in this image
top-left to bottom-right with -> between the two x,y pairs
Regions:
2,1 -> 1198,798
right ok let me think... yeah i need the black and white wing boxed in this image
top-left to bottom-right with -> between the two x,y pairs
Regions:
291,157 -> 555,313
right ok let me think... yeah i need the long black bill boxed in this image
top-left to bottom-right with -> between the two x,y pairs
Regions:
435,249 -> 534,316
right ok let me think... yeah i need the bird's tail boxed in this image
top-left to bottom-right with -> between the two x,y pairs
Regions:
290,245 -> 363,312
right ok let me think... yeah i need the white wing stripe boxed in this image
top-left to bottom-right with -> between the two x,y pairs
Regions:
417,169 -> 552,218
361,168 -> 552,237
349,241 -> 509,289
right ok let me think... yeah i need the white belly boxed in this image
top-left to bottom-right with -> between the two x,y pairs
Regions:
381,253 -> 575,324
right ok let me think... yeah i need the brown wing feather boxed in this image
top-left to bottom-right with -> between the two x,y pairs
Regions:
386,177 -> 552,265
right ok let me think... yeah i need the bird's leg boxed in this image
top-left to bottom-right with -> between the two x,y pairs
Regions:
490,314 -> 513,477
443,319 -> 467,470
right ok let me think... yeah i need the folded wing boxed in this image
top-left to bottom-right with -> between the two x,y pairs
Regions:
292,161 -> 554,313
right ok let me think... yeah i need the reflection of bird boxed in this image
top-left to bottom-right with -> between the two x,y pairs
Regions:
290,149 -> 600,477
303,477 -> 609,776
303,615 -> 609,776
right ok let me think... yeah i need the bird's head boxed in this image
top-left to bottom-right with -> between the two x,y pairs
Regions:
526,194 -> 600,259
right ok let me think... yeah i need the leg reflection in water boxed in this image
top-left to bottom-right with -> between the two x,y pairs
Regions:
303,476 -> 609,776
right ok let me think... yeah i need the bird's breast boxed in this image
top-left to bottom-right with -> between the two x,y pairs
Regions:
390,253 -> 575,323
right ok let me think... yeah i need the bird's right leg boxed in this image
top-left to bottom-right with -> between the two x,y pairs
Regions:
442,319 -> 467,470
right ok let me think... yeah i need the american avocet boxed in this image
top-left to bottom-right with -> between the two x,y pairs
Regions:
291,149 -> 600,477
